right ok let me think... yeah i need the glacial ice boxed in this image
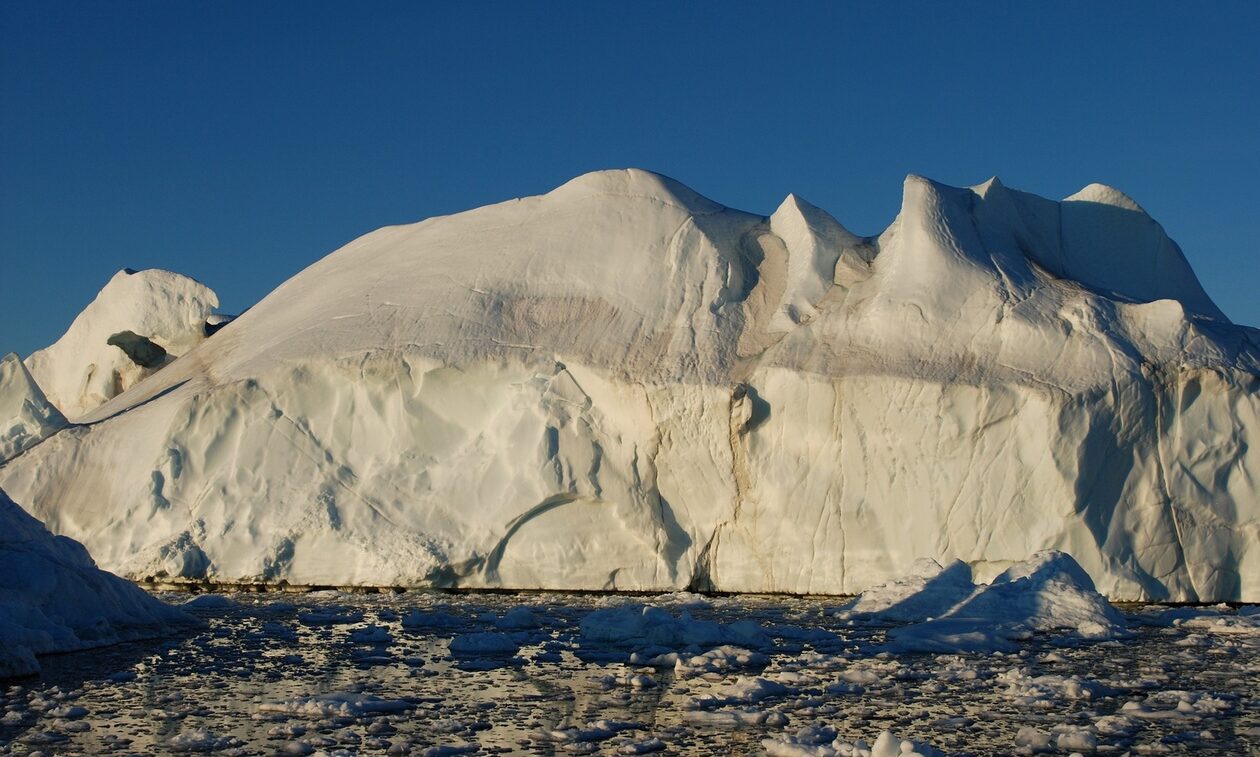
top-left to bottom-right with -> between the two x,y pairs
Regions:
0,488 -> 192,677
2,169 -> 1258,600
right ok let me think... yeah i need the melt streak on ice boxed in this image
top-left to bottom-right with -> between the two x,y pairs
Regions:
2,170 -> 1257,600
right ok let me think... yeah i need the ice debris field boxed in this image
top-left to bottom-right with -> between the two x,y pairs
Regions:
1,579 -> 1258,755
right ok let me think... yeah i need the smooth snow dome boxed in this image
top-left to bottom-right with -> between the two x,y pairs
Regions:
0,488 -> 192,678
23,268 -> 219,420
2,169 -> 1259,601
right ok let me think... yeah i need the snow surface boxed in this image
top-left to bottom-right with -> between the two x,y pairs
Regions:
0,488 -> 192,678
22,268 -> 219,420
3,169 -> 1259,599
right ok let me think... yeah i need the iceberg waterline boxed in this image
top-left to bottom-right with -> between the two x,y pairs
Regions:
2,169 -> 1257,600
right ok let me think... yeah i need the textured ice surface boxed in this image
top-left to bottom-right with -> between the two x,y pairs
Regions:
0,354 -> 67,464
0,489 -> 192,678
1,591 -> 1257,754
4,170 -> 1260,599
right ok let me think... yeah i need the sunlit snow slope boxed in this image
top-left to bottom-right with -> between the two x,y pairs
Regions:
3,170 -> 1258,600
24,268 -> 219,420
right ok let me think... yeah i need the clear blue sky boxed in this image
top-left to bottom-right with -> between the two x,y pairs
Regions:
3,2 -> 1258,356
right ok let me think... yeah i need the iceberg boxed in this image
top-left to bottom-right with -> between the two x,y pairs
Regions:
2,170 -> 1257,600
834,550 -> 1129,653
0,488 -> 193,678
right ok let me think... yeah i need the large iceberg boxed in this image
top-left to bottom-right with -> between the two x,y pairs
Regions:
0,489 -> 193,678
1,170 -> 1257,600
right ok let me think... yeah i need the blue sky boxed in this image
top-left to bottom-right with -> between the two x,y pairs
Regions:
3,2 -> 1258,356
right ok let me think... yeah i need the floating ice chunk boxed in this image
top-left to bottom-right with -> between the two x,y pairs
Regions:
495,605 -> 541,629
579,605 -> 769,651
683,708 -> 786,728
1053,726 -> 1098,751
448,632 -> 519,656
1120,690 -> 1236,720
181,594 -> 236,610
763,724 -> 943,756
1013,726 -> 1051,750
597,671 -> 657,689
949,551 -> 1127,637
859,551 -> 1128,654
619,737 -> 666,754
260,620 -> 297,640
297,608 -> 364,627
400,609 -> 463,629
657,645 -> 769,677
166,728 -> 241,752
348,625 -> 393,644
996,667 -> 1109,705
707,675 -> 792,704
417,745 -> 479,757
532,719 -> 640,743
258,692 -> 416,718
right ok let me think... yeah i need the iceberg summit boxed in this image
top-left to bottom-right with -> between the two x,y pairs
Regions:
1,169 -> 1257,601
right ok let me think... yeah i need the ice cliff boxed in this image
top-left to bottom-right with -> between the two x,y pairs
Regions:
2,169 -> 1257,600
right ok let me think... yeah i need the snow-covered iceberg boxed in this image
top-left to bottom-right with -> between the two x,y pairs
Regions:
2,169 -> 1257,600
0,488 -> 193,678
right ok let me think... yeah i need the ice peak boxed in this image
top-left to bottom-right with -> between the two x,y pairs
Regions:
970,176 -> 1006,198
1064,182 -> 1147,215
550,168 -> 725,214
